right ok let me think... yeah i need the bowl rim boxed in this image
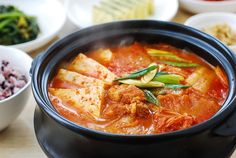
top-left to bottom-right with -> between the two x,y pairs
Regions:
32,20 -> 236,139
65,0 -> 179,28
180,0 -> 236,5
184,12 -> 236,50
184,12 -> 236,25
0,46 -> 32,104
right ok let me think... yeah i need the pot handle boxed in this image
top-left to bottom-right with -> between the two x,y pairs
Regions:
213,102 -> 236,137
30,52 -> 44,77
232,50 -> 236,65
214,51 -> 236,136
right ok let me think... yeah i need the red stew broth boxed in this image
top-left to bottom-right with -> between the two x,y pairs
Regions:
49,43 -> 228,135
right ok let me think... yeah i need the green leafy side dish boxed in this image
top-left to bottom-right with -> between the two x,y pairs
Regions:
0,5 -> 40,45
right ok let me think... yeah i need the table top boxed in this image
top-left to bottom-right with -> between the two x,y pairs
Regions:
0,3 -> 235,158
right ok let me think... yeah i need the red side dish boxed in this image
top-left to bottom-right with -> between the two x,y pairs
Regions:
48,43 -> 228,135
202,0 -> 228,1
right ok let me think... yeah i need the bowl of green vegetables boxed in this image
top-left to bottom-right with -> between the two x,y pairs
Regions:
0,0 -> 66,52
0,5 -> 40,46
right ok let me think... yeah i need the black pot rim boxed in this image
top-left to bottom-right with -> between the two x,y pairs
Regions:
32,20 -> 236,140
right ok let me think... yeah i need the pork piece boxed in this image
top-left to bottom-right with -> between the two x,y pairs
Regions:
107,84 -> 145,103
67,53 -> 117,84
153,107 -> 195,134
49,87 -> 105,118
52,69 -> 107,90
103,84 -> 150,119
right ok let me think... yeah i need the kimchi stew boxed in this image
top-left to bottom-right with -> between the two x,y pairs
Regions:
48,43 -> 228,135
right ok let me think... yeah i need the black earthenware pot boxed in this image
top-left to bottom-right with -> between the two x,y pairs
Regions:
31,20 -> 236,158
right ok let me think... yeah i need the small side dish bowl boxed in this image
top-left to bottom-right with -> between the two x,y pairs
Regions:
184,12 -> 236,53
180,0 -> 236,14
0,0 -> 66,52
0,46 -> 32,131
65,0 -> 179,28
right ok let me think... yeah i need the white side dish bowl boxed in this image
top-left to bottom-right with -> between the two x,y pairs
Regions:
180,0 -> 236,14
184,12 -> 236,53
66,0 -> 179,28
0,46 -> 32,131
0,0 -> 66,53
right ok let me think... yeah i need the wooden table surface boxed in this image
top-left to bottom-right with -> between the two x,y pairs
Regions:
0,3 -> 235,158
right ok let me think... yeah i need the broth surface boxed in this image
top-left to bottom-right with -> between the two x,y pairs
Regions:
49,43 -> 228,135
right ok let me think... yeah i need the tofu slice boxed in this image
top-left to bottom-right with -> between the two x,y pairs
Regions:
49,87 -> 104,117
67,53 -> 117,84
54,69 -> 106,90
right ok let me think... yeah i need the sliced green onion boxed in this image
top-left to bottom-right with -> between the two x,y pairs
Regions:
146,49 -> 173,55
119,79 -> 164,88
147,48 -> 188,62
165,84 -> 190,89
155,72 -> 169,77
141,63 -> 158,83
153,74 -> 184,84
162,61 -> 200,68
143,89 -> 159,105
154,54 -> 188,62
115,63 -> 158,81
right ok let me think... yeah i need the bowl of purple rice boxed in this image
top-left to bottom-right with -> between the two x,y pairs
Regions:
0,46 -> 32,131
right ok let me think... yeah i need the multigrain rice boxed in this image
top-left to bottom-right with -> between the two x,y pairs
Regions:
0,60 -> 27,101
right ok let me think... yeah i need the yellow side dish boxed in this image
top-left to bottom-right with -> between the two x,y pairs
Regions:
203,23 -> 236,46
92,0 -> 154,24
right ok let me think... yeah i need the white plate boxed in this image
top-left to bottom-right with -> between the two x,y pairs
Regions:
0,0 -> 66,52
180,0 -> 236,14
66,0 -> 179,28
184,12 -> 236,53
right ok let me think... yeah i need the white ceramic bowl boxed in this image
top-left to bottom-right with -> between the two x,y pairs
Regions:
180,0 -> 236,14
66,0 -> 179,28
0,46 -> 32,131
185,12 -> 236,53
0,0 -> 66,52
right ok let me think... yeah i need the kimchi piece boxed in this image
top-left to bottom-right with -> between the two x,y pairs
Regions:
48,43 -> 228,135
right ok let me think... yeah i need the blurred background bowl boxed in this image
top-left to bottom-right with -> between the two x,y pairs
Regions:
184,12 -> 236,53
65,0 -> 179,28
0,0 -> 66,52
0,46 -> 32,131
180,0 -> 236,14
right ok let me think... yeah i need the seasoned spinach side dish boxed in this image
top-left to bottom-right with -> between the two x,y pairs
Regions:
0,5 -> 40,45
